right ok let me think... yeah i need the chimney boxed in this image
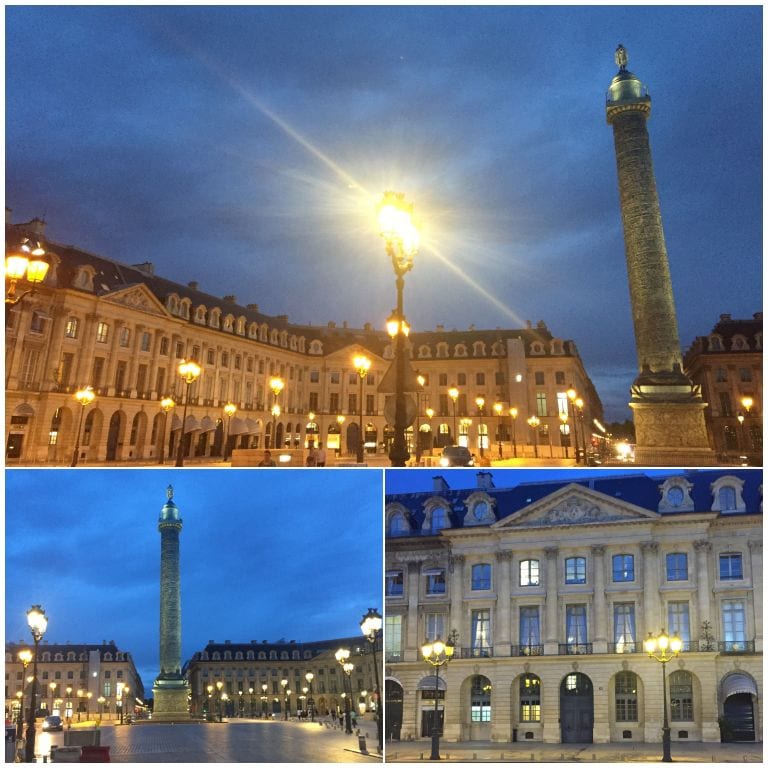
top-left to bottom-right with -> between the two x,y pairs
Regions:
719,313 -> 732,322
328,321 -> 336,329
188,281 -> 198,290
436,324 -> 445,332
476,471 -> 494,490
26,217 -> 46,237
131,262 -> 155,276
432,475 -> 450,493
246,303 -> 260,312
223,295 -> 236,303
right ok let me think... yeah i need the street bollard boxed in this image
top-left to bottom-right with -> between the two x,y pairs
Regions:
358,735 -> 368,754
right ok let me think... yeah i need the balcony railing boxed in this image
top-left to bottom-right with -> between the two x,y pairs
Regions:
559,643 -> 593,655
608,642 -> 641,654
718,640 -> 755,654
459,646 -> 493,659
385,652 -> 402,663
511,644 -> 544,657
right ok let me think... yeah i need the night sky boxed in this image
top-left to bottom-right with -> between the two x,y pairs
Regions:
6,6 -> 762,420
5,469 -> 383,694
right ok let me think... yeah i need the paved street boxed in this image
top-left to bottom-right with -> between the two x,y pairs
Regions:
385,740 -> 763,763
32,719 -> 381,763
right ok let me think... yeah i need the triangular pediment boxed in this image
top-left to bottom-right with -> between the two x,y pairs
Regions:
101,284 -> 170,318
492,483 -> 660,529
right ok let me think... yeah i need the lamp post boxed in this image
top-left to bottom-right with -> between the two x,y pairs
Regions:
422,636 -> 455,761
221,692 -> 228,720
300,688 -> 307,717
261,683 -> 268,719
475,397 -> 486,458
248,687 -> 254,718
740,396 -> 755,457
5,238 -> 50,306
237,690 -> 243,718
223,402 -> 237,461
17,649 -> 32,739
76,690 -> 83,724
281,679 -> 289,720
415,374 -> 426,462
158,397 -> 175,464
509,407 -> 518,458
379,191 -> 418,467
448,387 -> 459,444
175,359 -> 201,466
305,673 -> 315,721
123,686 -> 130,724
97,697 -> 105,725
206,685 -> 213,719
559,412 -> 569,459
49,683 -> 57,716
354,355 -> 371,463
567,387 -> 580,464
24,605 -> 48,763
644,629 -> 683,763
337,414 -> 346,456
269,376 -> 284,449
360,608 -> 383,752
527,415 -> 540,459
493,402 -> 504,458
66,686 -> 73,726
335,649 -> 354,734
575,397 -> 587,461
425,407 -> 435,453
216,681 -> 223,722
86,692 -> 92,721
71,386 -> 95,466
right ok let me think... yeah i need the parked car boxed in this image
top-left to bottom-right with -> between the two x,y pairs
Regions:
439,445 -> 474,467
42,716 -> 63,732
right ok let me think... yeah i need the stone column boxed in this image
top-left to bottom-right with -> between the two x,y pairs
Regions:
41,300 -> 68,391
591,546 -> 607,653
641,542 -> 660,634
748,540 -> 762,651
495,551 -> 512,656
405,561 -> 421,662
103,321 -> 124,396
694,540 -> 712,632
6,302 -> 33,390
73,313 -> 99,387
543,547 -> 559,654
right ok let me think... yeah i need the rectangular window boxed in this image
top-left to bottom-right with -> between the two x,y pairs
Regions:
175,342 -> 184,358
475,372 -> 485,385
612,554 -> 634,582
438,373 -> 448,386
425,570 -> 446,595
136,364 -> 148,394
557,392 -> 568,415
366,394 -> 375,415
140,331 -> 151,352
439,394 -> 449,416
457,373 -> 466,386
119,326 -> 130,347
385,570 -> 403,596
534,371 -> 545,385
64,317 -> 79,338
495,371 -> 504,385
425,613 -> 445,642
520,676 -> 541,722
519,607 -> 540,648
536,392 -> 547,417
613,603 -> 636,651
519,559 -> 540,586
60,353 -> 74,388
666,552 -> 688,581
565,604 -> 588,645
29,311 -> 45,333
668,601 -> 690,644
160,337 -> 169,355
155,368 -> 166,395
310,370 -> 320,383
96,322 -> 109,343
385,616 -> 402,662
329,392 -> 340,412
719,553 -> 743,580
330,371 -> 340,384
722,600 -> 746,645
309,392 -> 319,411
719,392 -> 732,416
555,371 -> 566,385
471,609 -> 491,655
739,367 -> 752,382
348,394 -> 357,414
565,557 -> 586,584
114,361 -> 127,391
471,564 -> 491,590
92,357 -> 105,387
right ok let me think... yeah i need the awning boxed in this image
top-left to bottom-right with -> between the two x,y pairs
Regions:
170,414 -> 182,431
229,417 -> 248,436
245,418 -> 261,435
199,416 -> 217,433
721,673 -> 757,699
183,415 -> 200,433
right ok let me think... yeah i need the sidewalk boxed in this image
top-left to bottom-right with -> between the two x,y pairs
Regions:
385,740 -> 762,763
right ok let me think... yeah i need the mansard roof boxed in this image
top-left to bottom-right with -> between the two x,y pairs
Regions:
5,641 -> 127,656
189,635 -> 364,661
684,312 -> 763,359
386,470 -> 761,536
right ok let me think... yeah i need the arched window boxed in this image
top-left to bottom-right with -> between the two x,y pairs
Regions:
718,486 -> 737,511
615,671 -> 638,721
470,675 -> 492,722
429,506 -> 449,533
519,675 -> 540,721
246,651 -> 254,661
473,341 -> 486,357
669,670 -> 693,721
389,511 -> 410,536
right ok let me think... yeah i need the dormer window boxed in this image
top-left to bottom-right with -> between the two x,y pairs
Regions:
454,344 -> 468,357
166,294 -> 179,315
530,341 -> 545,355
223,314 -> 235,332
491,341 -> 504,356
179,299 -> 191,319
423,504 -> 450,533
236,317 -> 246,335
388,509 -> 411,536
259,324 -> 269,342
436,343 -> 448,358
658,477 -> 695,512
248,322 -> 258,339
209,308 -> 221,329
280,330 -> 288,347
708,335 -> 723,351
270,329 -> 279,345
418,345 -> 432,358
73,266 -> 95,291
551,339 -> 564,355
309,340 -> 323,355
731,335 -> 748,351
710,476 -> 746,513
195,306 -> 207,324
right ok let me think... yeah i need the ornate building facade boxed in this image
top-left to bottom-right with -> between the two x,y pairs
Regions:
384,470 -> 761,745
4,641 -> 144,723
5,212 -> 601,464
184,637 -> 379,719
683,313 -> 762,464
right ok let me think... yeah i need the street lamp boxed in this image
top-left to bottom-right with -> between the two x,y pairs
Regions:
66,686 -> 73,725
269,376 -> 284,449
415,374 -> 427,462
247,687 -> 254,718
644,630 -> 683,763
261,683 -> 268,719
24,605 -> 47,763
337,414 -> 346,456
97,697 -> 105,725
448,387 -> 459,444
17,649 -> 32,739
354,355 -> 371,463
509,407 -> 518,458
360,607 -> 383,752
175,359 -> 201,466
559,412 -> 569,459
123,686 -> 130,724
216,680 -> 223,722
86,692 -> 92,721
422,636 -> 455,761
206,685 -> 213,719
567,387 -> 580,464
335,649 -> 354,734
527,415 -> 540,459
300,688 -> 308,717
71,386 -> 95,466
221,692 -> 228,720
222,402 -> 237,461
379,191 -> 418,467
76,689 -> 84,724
493,402 -> 504,458
281,679 -> 289,720
575,397 -> 587,460
5,238 -> 49,305
158,397 -> 175,464
305,672 -> 315,721
475,397 -> 486,458
425,407 -> 435,453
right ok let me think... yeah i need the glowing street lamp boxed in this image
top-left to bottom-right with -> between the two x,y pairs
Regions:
475,397 -> 486,458
354,354 -> 371,463
70,386 -> 95,467
175,359 -> 201,466
24,606 -> 48,762
261,683 -> 268,719
223,402 -> 237,461
97,697 -> 105,725
527,415 -> 540,459
337,414 -> 346,455
422,636 -> 455,761
493,402 -> 504,458
575,397 -> 587,460
281,679 -> 289,721
16,649 -> 32,739
158,397 -> 175,465
360,607 -> 383,752
335,648 -> 354,734
509,407 -> 519,458
305,672 -> 315,721
216,680 -> 223,722
5,238 -> 49,305
379,191 -> 418,467
567,387 -> 581,464
448,387 -> 459,444
559,412 -> 570,459
644,630 -> 683,762
269,376 -> 284,449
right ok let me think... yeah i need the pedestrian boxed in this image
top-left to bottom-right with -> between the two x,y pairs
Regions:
306,445 -> 317,466
316,442 -> 327,467
258,449 -> 276,466
330,709 -> 336,725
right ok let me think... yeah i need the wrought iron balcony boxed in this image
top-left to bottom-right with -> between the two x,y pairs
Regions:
608,642 -> 641,654
385,651 -> 402,663
511,644 -> 544,657
459,646 -> 493,659
718,640 -> 755,654
559,643 -> 593,655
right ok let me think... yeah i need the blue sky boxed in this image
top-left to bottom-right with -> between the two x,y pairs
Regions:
5,469 -> 383,693
5,6 -> 762,421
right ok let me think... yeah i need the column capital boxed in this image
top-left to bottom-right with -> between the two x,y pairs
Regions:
694,540 -> 712,553
590,545 -> 606,556
640,541 -> 658,554
748,540 -> 762,552
495,550 -> 513,563
544,546 -> 558,559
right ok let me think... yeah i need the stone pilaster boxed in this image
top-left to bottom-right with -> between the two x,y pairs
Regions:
495,551 -> 512,656
694,540 -> 712,630
641,542 -> 660,634
449,555 -> 465,645
405,561 -> 422,662
591,546 -> 607,653
543,547 -> 559,654
748,540 -> 762,650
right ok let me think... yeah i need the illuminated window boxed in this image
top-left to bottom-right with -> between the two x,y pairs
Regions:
615,671 -> 638,721
519,559 -> 540,586
96,322 -> 109,343
64,317 -> 79,338
669,671 -> 693,721
470,676 -> 491,722
520,675 -> 541,721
